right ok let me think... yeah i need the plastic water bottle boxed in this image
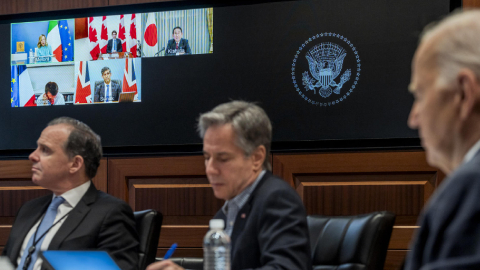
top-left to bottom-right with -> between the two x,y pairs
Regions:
29,48 -> 34,63
203,219 -> 231,270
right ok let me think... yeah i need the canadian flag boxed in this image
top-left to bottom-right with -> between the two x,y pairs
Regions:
100,16 -> 108,54
122,58 -> 137,99
119,15 -> 127,53
143,13 -> 158,57
129,14 -> 137,58
75,61 -> 92,104
88,17 -> 100,60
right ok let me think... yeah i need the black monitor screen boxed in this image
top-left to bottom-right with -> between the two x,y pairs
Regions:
0,0 -> 450,151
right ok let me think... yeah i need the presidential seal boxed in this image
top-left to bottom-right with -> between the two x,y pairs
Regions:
291,33 -> 361,106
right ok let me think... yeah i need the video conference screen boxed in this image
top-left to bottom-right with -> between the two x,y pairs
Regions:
10,8 -> 213,107
0,0 -> 450,151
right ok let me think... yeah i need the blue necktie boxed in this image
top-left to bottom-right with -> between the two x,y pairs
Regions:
17,196 -> 65,270
106,85 -> 110,102
113,40 -> 116,52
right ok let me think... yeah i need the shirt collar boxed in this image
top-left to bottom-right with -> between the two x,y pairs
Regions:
463,139 -> 480,164
222,170 -> 266,214
53,181 -> 91,208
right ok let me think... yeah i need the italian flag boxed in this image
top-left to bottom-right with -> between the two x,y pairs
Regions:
47,20 -> 62,62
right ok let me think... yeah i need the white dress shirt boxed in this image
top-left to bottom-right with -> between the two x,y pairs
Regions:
463,139 -> 480,164
17,181 -> 91,270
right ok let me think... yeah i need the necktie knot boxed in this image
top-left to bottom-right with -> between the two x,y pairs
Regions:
49,196 -> 65,210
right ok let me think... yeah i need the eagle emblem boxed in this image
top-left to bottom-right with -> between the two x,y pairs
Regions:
302,42 -> 351,98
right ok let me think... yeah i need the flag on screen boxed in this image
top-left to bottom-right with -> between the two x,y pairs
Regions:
122,58 -> 138,99
100,16 -> 108,54
58,20 -> 73,61
129,14 -> 137,57
89,17 -> 100,60
47,20 -> 62,62
75,61 -> 92,104
143,13 -> 158,57
11,65 -> 19,107
12,65 -> 37,107
119,15 -> 127,53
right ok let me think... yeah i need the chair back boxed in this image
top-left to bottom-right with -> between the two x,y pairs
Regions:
308,211 -> 395,270
134,209 -> 163,270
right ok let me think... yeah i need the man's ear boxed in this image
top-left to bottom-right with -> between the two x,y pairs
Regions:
69,155 -> 84,175
457,68 -> 480,120
251,145 -> 266,171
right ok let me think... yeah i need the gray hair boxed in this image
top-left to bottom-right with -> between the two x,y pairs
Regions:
420,9 -> 480,87
197,101 -> 272,170
48,117 -> 102,179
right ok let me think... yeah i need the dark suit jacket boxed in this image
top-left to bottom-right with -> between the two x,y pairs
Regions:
107,38 -> 123,53
213,171 -> 312,270
405,151 -> 480,270
2,182 -> 139,270
94,80 -> 122,102
165,38 -> 191,56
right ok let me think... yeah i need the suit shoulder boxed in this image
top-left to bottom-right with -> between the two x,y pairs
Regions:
255,173 -> 300,201
444,159 -> 480,192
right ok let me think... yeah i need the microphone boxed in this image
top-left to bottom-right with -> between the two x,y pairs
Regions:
154,47 -> 165,57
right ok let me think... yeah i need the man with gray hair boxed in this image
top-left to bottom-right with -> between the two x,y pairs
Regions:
405,9 -> 480,270
148,101 -> 311,270
2,117 -> 138,270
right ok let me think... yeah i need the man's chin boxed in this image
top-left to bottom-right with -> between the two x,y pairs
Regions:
212,189 -> 227,201
31,178 -> 40,185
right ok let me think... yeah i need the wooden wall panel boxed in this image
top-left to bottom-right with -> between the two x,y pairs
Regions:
385,250 -> 407,270
273,151 -> 442,270
464,0 -> 480,8
299,174 -> 434,225
129,179 -> 224,225
108,156 -> 210,253
108,156 -> 206,200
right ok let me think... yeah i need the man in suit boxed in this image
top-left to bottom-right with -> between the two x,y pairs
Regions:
404,10 -> 480,270
36,82 -> 65,106
147,101 -> 311,270
94,67 -> 122,102
106,30 -> 122,53
165,27 -> 191,56
2,117 -> 138,270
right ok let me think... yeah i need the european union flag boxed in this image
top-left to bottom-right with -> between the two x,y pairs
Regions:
59,20 -> 73,61
11,65 -> 19,107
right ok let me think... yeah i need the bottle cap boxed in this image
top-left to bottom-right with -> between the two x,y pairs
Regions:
209,219 -> 225,229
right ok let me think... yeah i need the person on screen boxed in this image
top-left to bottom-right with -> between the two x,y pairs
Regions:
403,10 -> 480,270
165,27 -> 191,56
36,82 -> 65,106
36,34 -> 53,62
106,30 -> 123,53
94,67 -> 122,102
147,101 -> 311,270
2,117 -> 139,270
